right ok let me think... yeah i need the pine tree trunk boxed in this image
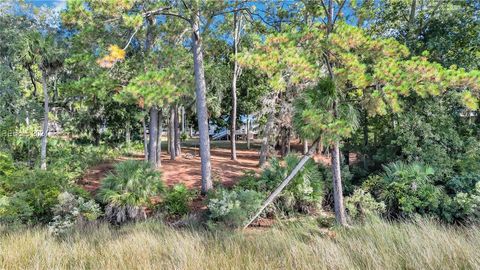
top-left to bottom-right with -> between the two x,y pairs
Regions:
230,10 -> 241,161
169,106 -> 176,160
148,107 -> 158,167
174,104 -> 181,157
259,113 -> 275,167
125,121 -> 131,145
40,70 -> 49,170
331,141 -> 347,226
142,115 -> 148,161
246,115 -> 251,150
192,12 -> 212,194
156,109 -> 162,167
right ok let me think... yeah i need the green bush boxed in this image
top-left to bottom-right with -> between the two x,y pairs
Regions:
48,192 -> 101,236
0,152 -> 14,177
0,169 -> 84,224
207,188 -> 263,228
345,188 -> 385,222
97,160 -> 164,224
237,154 -> 324,216
162,184 -> 195,217
367,162 -> 443,218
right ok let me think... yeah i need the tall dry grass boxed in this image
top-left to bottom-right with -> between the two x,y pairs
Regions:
0,219 -> 479,270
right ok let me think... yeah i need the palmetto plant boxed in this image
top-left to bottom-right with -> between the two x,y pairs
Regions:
97,160 -> 164,224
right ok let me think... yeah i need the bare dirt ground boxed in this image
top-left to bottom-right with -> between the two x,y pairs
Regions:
79,146 -> 261,193
79,140 -> 357,193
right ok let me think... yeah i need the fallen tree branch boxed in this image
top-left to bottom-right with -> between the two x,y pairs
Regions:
243,136 -> 320,229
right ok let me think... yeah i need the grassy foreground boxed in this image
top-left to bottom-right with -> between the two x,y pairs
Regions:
0,219 -> 479,270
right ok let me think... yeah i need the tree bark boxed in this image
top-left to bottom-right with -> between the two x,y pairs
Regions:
244,137 -> 320,229
246,115 -> 251,150
192,11 -> 212,194
142,115 -> 148,161
40,70 -> 49,170
148,107 -> 158,167
156,109 -> 162,167
230,9 -> 241,161
169,105 -> 176,160
125,120 -> 131,145
259,113 -> 275,167
331,141 -> 347,225
174,104 -> 181,157
362,109 -> 369,170
303,139 -> 308,155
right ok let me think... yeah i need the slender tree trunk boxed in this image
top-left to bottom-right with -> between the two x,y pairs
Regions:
325,0 -> 347,226
40,70 -> 49,170
148,107 -> 158,167
244,137 -> 320,228
169,106 -> 176,160
192,12 -> 212,194
230,9 -> 242,161
142,115 -> 148,161
174,104 -> 181,157
259,113 -> 275,167
362,109 -> 369,170
125,121 -> 131,145
303,139 -> 308,155
181,106 -> 185,133
156,109 -> 162,167
331,141 -> 347,225
246,115 -> 251,150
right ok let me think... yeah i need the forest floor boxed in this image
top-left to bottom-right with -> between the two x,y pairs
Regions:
79,143 -> 260,193
79,139 -> 357,193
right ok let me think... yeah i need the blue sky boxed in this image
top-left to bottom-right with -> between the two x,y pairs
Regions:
25,0 -> 66,10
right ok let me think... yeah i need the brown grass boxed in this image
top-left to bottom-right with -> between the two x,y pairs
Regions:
1,218 -> 479,269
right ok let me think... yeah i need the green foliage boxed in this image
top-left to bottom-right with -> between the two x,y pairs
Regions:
364,162 -> 443,218
97,160 -> 164,224
0,152 -> 14,177
207,188 -> 263,228
237,154 -> 324,216
0,169 -> 84,224
345,189 -> 385,222
48,192 -> 101,236
162,184 -> 195,217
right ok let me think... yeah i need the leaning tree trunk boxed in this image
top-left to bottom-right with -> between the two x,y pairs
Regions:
148,107 -> 159,167
40,70 -> 49,170
142,115 -> 148,161
259,113 -> 275,167
331,140 -> 347,225
192,12 -> 212,194
169,106 -> 176,160
174,104 -> 181,157
244,137 -> 320,229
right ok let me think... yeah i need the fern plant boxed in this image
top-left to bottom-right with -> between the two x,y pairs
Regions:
97,160 -> 164,224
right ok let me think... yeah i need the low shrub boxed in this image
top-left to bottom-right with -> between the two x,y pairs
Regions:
237,154 -> 324,216
0,152 -> 14,177
48,192 -> 101,236
363,162 -> 443,219
207,188 -> 263,227
345,188 -> 385,222
0,169 -> 86,224
97,160 -> 164,224
162,184 -> 195,217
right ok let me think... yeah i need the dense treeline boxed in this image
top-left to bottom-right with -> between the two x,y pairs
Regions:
0,0 -> 480,235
